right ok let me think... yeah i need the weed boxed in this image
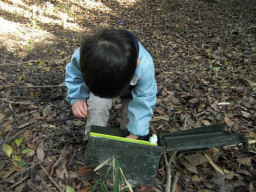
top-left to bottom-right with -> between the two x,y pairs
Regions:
92,157 -> 134,192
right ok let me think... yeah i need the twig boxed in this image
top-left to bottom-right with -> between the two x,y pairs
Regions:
9,159 -> 49,179
164,151 -> 177,192
55,56 -> 70,65
204,153 -> 224,175
10,85 -> 65,88
5,122 -> 38,143
39,163 -> 64,192
68,149 -> 76,166
7,175 -> 29,190
0,59 -> 40,67
171,172 -> 180,192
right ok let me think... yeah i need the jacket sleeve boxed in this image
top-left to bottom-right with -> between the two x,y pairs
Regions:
127,55 -> 157,136
65,48 -> 90,105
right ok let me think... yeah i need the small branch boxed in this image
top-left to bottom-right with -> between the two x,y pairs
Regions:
5,122 -> 38,143
7,175 -> 29,190
55,56 -> 70,65
204,153 -> 224,175
163,153 -> 171,192
164,151 -> 177,192
171,172 -> 180,192
0,59 -> 40,67
14,85 -> 65,88
39,163 -> 64,192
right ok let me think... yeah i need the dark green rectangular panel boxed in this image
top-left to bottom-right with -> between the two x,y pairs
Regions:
84,126 -> 163,186
161,124 -> 246,151
84,124 -> 246,186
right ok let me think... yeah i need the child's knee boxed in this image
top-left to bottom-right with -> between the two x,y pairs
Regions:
87,93 -> 112,111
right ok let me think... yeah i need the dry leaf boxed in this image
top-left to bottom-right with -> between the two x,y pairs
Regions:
78,187 -> 92,192
0,113 -> 5,123
0,169 -> 15,179
237,169 -> 252,176
37,147 -> 45,161
201,120 -> 211,126
249,182 -> 255,192
224,116 -> 233,127
77,166 -> 94,177
14,182 -> 26,192
184,153 -> 208,166
180,158 -> 198,174
236,157 -> 251,166
68,171 -> 78,179
56,165 -> 68,179
4,124 -> 12,132
192,175 -> 201,182
23,130 -> 33,137
42,105 -> 52,117
2,143 -> 13,158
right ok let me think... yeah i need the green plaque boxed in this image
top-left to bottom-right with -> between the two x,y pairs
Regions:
84,124 -> 247,185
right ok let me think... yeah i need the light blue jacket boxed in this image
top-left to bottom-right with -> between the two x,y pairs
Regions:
65,42 -> 157,136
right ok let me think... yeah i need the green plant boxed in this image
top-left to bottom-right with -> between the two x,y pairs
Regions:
92,157 -> 134,192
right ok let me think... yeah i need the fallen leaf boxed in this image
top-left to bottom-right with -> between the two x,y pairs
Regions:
224,116 -> 233,127
68,171 -> 78,179
249,182 -> 255,192
236,157 -> 251,166
13,155 -> 22,161
77,166 -> 94,177
0,113 -> 5,123
17,161 -> 27,167
15,136 -> 23,147
152,115 -> 169,121
37,147 -> 45,161
241,111 -> 251,118
0,169 -> 15,179
27,143 -> 36,150
2,143 -> 13,158
74,120 -> 86,126
66,185 -> 75,192
15,182 -> 26,192
201,120 -> 211,126
23,130 -> 33,137
26,83 -> 34,87
189,98 -> 199,104
237,169 -> 252,176
184,153 -> 208,166
78,187 -> 92,192
56,165 -> 68,179
180,158 -> 198,174
223,171 -> 237,180
22,148 -> 34,154
4,124 -> 12,132
42,105 -> 52,117
192,175 -> 201,182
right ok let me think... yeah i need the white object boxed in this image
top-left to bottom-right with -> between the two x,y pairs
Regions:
149,134 -> 158,144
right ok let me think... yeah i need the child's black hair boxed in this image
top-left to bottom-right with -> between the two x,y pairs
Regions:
80,28 -> 138,98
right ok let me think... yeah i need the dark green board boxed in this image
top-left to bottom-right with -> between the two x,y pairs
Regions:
84,124 -> 247,186
160,124 -> 247,151
84,126 -> 163,185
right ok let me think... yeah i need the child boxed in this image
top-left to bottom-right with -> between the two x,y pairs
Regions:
65,28 -> 157,140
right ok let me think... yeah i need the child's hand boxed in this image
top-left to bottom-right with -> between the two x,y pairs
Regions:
72,100 -> 88,118
126,133 -> 139,140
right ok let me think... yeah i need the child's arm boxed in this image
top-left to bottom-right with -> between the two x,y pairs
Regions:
65,48 -> 90,107
126,45 -> 157,138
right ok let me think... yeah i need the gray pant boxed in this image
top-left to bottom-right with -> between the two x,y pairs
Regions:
85,93 -> 130,136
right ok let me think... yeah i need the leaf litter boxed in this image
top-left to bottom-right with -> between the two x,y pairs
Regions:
0,0 -> 255,191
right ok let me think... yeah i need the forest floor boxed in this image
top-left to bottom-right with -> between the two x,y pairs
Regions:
0,0 -> 256,191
